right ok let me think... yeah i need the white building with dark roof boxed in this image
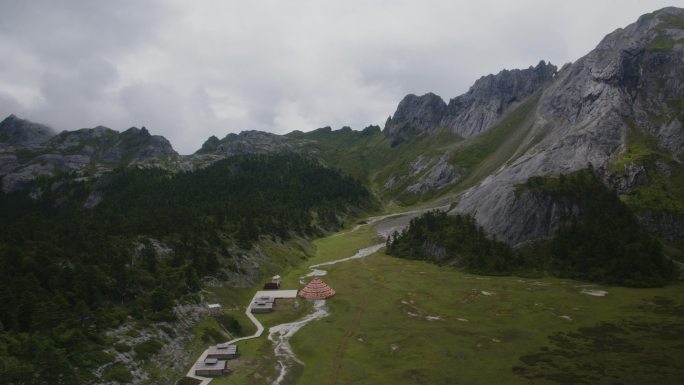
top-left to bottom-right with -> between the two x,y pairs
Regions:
194,357 -> 229,376
207,343 -> 238,360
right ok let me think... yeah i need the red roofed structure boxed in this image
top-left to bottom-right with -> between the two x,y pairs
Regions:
298,278 -> 336,299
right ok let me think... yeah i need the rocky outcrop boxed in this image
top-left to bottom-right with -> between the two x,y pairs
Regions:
442,60 -> 557,137
469,188 -> 583,246
383,93 -> 447,144
406,156 -> 464,193
601,162 -> 651,194
196,130 -> 296,156
97,302 -> 209,385
383,62 -> 556,144
636,210 -> 684,241
454,7 -> 684,246
0,118 -> 179,193
48,125 -> 177,164
0,114 -> 54,146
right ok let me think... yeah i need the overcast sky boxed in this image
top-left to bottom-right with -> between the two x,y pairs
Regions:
0,1 -> 681,153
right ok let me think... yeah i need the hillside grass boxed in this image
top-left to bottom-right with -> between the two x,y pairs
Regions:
647,34 -> 675,51
290,125 -> 465,206
449,94 -> 538,174
205,224 -> 684,385
452,94 -> 539,186
364,94 -> 538,207
624,163 -> 684,215
610,118 -> 684,215
282,92 -> 539,210
289,252 -> 684,385
205,225 -> 383,385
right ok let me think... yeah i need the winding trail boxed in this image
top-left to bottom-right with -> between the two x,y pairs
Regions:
267,243 -> 385,385
183,204 -> 450,385
264,204 -> 449,385
184,290 -> 298,385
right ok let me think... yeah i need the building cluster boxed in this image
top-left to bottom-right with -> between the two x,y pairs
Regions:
251,295 -> 276,313
194,343 -> 238,376
191,274 -> 337,379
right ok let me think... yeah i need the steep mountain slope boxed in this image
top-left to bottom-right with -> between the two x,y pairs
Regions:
0,153 -> 373,385
2,8 -> 682,249
0,116 -> 178,193
383,61 -> 557,142
1,7 -> 683,385
0,114 -> 55,146
453,7 -> 684,246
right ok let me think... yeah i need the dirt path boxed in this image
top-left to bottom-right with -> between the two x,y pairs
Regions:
183,290 -> 297,385
265,205 -> 452,385
267,242 -> 384,385
183,204 -> 451,385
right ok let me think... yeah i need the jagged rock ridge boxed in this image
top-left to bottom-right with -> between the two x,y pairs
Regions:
0,116 -> 178,193
453,7 -> 684,246
0,114 -> 55,146
384,61 -> 557,142
195,130 -> 297,156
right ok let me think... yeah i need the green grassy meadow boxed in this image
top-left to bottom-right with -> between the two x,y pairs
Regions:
196,223 -> 684,385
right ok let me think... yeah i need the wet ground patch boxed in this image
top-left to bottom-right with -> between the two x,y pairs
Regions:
514,297 -> 684,385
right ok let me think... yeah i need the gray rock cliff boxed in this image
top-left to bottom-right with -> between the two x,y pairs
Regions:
442,61 -> 557,137
196,130 -> 296,156
453,7 -> 684,246
383,93 -> 447,143
0,114 -> 55,146
0,120 -> 179,193
383,62 -> 556,144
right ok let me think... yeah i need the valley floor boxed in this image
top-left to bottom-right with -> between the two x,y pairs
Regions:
196,216 -> 684,385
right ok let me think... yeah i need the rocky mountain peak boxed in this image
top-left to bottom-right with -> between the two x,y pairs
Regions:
383,93 -> 447,145
441,60 -> 557,137
123,126 -> 151,137
454,7 -> 684,246
197,130 -> 295,156
383,61 -> 556,145
1,121 -> 178,193
0,114 -> 55,146
196,135 -> 221,154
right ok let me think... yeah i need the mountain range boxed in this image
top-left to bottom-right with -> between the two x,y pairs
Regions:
3,7 -> 682,254
1,6 -> 683,385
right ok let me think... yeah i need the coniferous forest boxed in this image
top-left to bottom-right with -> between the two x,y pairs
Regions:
0,153 -> 374,384
386,211 -> 518,274
526,169 -> 678,287
387,169 -> 678,286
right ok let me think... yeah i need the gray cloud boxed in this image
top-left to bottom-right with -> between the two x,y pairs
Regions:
0,0 -> 680,153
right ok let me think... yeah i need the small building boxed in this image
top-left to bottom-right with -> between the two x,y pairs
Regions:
195,357 -> 229,376
250,301 -> 274,313
207,303 -> 222,316
263,275 -> 281,290
256,296 -> 276,304
207,343 -> 238,360
298,278 -> 336,300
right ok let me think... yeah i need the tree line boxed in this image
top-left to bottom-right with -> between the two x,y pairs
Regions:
387,169 -> 678,287
0,153 -> 375,384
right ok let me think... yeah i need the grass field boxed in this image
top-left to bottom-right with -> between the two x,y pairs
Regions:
195,223 -> 684,385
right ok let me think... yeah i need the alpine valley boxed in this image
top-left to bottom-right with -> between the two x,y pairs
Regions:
1,7 -> 683,385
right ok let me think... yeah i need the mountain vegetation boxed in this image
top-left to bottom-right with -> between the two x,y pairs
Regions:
0,153 -> 373,384
0,7 -> 682,385
522,168 -> 678,287
386,211 -> 518,274
388,169 -> 678,287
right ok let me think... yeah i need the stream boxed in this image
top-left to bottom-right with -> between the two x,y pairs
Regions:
266,205 -> 450,385
267,243 -> 384,385
268,205 -> 449,385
